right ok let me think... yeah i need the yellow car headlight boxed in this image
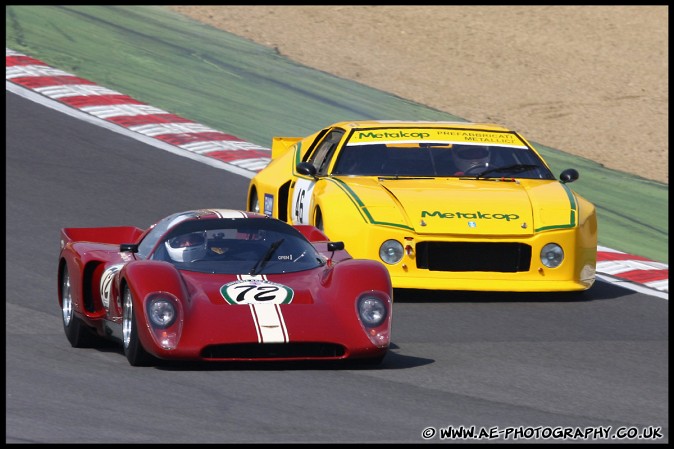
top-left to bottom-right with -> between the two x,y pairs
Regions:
379,240 -> 404,265
541,243 -> 564,268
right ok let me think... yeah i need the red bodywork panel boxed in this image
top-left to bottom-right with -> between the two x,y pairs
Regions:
61,226 -> 144,246
58,214 -> 392,363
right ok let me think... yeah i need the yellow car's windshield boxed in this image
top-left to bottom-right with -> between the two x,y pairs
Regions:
331,143 -> 555,179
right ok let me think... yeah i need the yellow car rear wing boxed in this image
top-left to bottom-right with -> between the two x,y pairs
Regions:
271,136 -> 302,159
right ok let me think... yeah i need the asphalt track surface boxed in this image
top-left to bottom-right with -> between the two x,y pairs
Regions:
5,91 -> 669,444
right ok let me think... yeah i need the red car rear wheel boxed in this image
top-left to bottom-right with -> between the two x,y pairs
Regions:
61,264 -> 98,348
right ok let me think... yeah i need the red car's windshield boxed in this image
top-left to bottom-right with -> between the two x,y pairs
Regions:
150,218 -> 326,274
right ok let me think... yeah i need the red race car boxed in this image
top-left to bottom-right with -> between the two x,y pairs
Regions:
58,209 -> 393,366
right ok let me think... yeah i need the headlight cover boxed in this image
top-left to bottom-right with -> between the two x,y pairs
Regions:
541,243 -> 564,268
143,292 -> 182,350
147,296 -> 177,328
358,295 -> 387,327
379,240 -> 404,264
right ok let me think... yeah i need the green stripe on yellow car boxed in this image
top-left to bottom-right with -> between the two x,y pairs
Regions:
534,183 -> 578,232
328,178 -> 415,231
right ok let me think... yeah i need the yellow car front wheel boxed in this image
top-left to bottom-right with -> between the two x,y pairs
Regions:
314,208 -> 324,231
249,188 -> 260,214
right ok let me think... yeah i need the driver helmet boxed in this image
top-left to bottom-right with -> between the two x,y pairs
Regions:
165,231 -> 207,262
453,145 -> 490,173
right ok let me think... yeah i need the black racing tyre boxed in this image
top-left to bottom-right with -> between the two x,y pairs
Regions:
314,208 -> 324,232
61,264 -> 98,348
122,287 -> 156,367
249,189 -> 260,213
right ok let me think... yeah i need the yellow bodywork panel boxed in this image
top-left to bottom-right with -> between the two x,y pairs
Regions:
247,120 -> 597,292
271,137 -> 302,159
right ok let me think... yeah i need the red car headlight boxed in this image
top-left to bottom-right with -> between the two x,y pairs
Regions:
144,292 -> 182,350
147,297 -> 177,328
358,295 -> 387,327
356,292 -> 391,348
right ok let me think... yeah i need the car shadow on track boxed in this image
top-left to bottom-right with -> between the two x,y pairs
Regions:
93,340 -> 432,371
151,350 -> 433,372
391,278 -> 636,303
85,283 -> 635,370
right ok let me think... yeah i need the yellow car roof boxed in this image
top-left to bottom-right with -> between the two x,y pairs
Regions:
332,120 -> 513,132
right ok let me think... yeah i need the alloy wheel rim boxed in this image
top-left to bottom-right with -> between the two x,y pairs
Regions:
62,273 -> 72,326
122,290 -> 132,348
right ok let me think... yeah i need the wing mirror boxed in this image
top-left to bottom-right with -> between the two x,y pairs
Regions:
120,243 -> 139,253
559,168 -> 579,184
296,162 -> 317,178
327,241 -> 344,252
326,241 -> 345,265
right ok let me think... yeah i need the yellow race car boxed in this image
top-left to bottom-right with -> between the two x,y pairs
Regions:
247,121 -> 597,292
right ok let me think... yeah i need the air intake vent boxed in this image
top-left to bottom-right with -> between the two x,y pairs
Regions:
201,342 -> 346,359
416,242 -> 531,272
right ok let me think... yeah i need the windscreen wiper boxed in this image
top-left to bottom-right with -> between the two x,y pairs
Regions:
472,164 -> 540,179
378,176 -> 436,180
249,238 -> 285,275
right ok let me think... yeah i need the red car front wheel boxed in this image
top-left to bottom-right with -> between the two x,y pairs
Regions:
122,287 -> 156,367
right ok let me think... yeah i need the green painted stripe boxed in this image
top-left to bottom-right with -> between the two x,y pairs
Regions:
328,178 -> 415,231
535,222 -> 576,232
330,176 -> 578,234
534,183 -> 578,232
290,142 -> 303,177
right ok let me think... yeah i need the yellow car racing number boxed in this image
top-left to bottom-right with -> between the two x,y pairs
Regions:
291,178 -> 315,225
